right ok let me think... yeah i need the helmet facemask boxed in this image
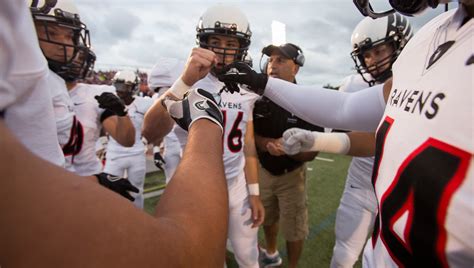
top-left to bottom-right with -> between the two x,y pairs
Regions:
350,13 -> 412,86
32,6 -> 95,81
351,37 -> 399,85
197,25 -> 251,75
353,0 -> 438,18
196,4 -> 252,76
113,71 -> 139,103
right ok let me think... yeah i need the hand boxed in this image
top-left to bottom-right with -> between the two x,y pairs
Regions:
282,128 -> 316,155
217,62 -> 268,95
266,140 -> 285,156
162,88 -> 223,132
95,92 -> 127,116
154,151 -> 166,170
95,172 -> 139,201
181,47 -> 218,86
248,195 -> 265,228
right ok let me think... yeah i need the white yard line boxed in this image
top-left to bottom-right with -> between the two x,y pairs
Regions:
315,156 -> 334,162
144,189 -> 165,199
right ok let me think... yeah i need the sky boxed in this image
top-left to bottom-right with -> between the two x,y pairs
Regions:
75,0 -> 451,86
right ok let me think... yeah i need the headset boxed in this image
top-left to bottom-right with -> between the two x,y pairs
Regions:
288,43 -> 305,67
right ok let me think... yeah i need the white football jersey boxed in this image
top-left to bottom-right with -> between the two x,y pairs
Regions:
364,7 -> 473,268
107,96 -> 154,157
2,1 -> 64,167
48,71 -> 83,172
68,83 -> 116,176
48,71 -> 75,147
176,74 -> 259,180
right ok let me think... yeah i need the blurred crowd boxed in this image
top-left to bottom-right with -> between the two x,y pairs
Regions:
83,70 -> 152,96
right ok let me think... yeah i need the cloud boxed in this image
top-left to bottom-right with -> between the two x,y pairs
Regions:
104,8 -> 141,40
74,0 -> 448,84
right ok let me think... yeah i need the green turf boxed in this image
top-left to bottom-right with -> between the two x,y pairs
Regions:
144,153 -> 364,267
143,170 -> 165,215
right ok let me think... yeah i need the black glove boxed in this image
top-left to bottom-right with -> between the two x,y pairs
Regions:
222,81 -> 241,94
154,151 -> 166,170
162,88 -> 224,132
217,62 -> 268,95
95,92 -> 127,116
95,172 -> 139,201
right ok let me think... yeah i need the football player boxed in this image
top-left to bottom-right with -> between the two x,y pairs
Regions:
30,0 -> 138,201
103,70 -> 154,208
220,0 -> 473,267
36,0 -> 137,177
330,13 -> 413,268
143,4 -> 264,267
30,0 -> 93,172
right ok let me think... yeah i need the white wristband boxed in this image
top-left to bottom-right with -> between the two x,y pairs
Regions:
247,183 -> 260,196
310,132 -> 350,155
153,145 -> 160,154
167,77 -> 191,99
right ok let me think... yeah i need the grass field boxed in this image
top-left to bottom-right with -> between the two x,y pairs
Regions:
143,153 -> 363,268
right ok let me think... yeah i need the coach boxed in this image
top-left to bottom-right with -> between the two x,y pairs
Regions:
253,43 -> 324,268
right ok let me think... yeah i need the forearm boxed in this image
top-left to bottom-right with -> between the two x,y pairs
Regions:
244,152 -> 259,185
155,120 -> 228,266
142,98 -> 174,143
264,77 -> 386,132
0,120 -> 191,266
113,116 -> 135,147
346,132 -> 376,157
244,122 -> 259,184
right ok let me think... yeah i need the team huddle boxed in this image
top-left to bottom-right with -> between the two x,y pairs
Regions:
0,0 -> 472,267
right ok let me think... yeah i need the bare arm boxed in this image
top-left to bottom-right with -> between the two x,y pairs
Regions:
142,97 -> 175,143
243,120 -> 264,228
102,115 -> 135,147
346,131 -> 376,157
0,119 -> 227,267
244,121 -> 259,186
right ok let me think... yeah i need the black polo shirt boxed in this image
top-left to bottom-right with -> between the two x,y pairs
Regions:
253,96 -> 324,176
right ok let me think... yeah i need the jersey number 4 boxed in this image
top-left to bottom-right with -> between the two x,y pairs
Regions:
371,116 -> 470,268
222,110 -> 244,153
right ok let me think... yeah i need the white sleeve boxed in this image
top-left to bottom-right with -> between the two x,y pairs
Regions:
264,77 -> 386,132
1,1 -> 48,111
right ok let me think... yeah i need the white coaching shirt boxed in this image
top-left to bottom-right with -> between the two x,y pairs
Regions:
363,7 -> 473,268
68,83 -> 115,176
106,96 -> 154,157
